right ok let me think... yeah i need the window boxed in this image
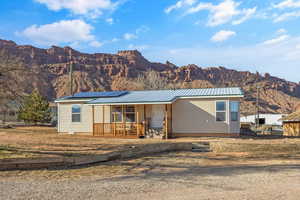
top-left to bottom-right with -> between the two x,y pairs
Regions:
111,105 -> 136,123
230,101 -> 239,121
255,118 -> 265,125
111,106 -> 122,122
124,105 -> 135,122
72,105 -> 81,122
216,101 -> 226,122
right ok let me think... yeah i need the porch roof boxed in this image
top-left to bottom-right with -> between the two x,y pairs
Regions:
86,87 -> 244,105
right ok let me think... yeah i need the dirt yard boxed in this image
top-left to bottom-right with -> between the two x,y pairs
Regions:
2,127 -> 300,199
1,151 -> 300,200
1,126 -> 300,159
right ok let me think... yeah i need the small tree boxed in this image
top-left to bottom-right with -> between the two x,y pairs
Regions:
18,90 -> 51,125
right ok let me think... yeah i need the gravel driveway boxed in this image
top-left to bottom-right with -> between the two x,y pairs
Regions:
1,152 -> 300,200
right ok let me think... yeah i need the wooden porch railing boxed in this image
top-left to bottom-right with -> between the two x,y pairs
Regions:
93,123 -> 145,138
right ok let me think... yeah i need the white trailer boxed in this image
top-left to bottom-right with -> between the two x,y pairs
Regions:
240,114 -> 287,126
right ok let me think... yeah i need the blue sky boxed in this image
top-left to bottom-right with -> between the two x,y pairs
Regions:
0,0 -> 300,82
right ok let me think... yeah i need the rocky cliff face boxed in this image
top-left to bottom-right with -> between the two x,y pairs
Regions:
1,39 -> 299,114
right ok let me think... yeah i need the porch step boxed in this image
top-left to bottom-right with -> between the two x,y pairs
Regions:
191,142 -> 211,152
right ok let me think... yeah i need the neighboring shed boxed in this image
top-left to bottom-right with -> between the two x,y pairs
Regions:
282,112 -> 300,136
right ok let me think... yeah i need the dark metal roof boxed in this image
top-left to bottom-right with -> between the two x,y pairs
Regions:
72,91 -> 128,98
55,91 -> 128,102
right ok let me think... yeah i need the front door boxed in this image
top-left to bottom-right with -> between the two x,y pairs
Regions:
151,105 -> 165,128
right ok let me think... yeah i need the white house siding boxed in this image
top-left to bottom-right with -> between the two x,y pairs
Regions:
172,98 -> 240,134
58,103 -> 93,134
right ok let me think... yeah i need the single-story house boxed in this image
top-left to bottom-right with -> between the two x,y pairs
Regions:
55,87 -> 244,138
281,112 -> 300,136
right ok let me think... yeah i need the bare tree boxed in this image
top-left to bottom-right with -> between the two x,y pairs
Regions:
137,70 -> 168,90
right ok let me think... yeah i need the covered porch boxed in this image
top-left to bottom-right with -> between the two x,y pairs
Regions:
91,104 -> 173,139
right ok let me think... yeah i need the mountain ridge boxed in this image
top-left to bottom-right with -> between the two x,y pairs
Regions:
1,39 -> 299,115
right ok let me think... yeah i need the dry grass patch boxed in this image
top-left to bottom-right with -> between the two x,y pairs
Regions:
0,145 -> 36,159
211,141 -> 300,153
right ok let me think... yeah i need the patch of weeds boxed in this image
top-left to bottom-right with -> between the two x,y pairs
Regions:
0,145 -> 15,158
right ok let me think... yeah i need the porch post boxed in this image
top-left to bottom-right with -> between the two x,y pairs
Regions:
136,111 -> 139,137
102,105 -> 105,136
143,104 -> 146,135
123,105 -> 126,136
165,105 -> 168,140
112,105 -> 116,136
92,105 -> 95,136
170,104 -> 173,138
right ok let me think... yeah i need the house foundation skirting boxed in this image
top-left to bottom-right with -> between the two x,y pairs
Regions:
58,132 -> 93,135
58,132 -> 239,138
172,133 -> 240,137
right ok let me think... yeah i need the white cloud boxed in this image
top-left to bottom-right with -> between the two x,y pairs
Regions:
128,44 -> 149,51
273,0 -> 300,9
35,0 -> 118,18
211,30 -> 236,42
184,2 -> 212,14
106,18 -> 114,25
111,38 -> 119,42
273,10 -> 300,22
232,7 -> 257,25
165,0 -> 197,14
262,34 -> 289,45
276,28 -> 287,34
184,0 -> 256,26
89,40 -> 103,47
136,25 -> 150,34
123,33 -> 137,40
18,19 -> 100,46
123,26 -> 150,40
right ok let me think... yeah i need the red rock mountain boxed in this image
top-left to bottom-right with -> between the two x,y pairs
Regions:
1,39 -> 300,115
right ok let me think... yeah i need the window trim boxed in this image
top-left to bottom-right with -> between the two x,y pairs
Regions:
215,100 -> 227,122
71,104 -> 81,123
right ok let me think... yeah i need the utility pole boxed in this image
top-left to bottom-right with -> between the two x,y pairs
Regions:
256,85 -> 260,129
68,50 -> 73,96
